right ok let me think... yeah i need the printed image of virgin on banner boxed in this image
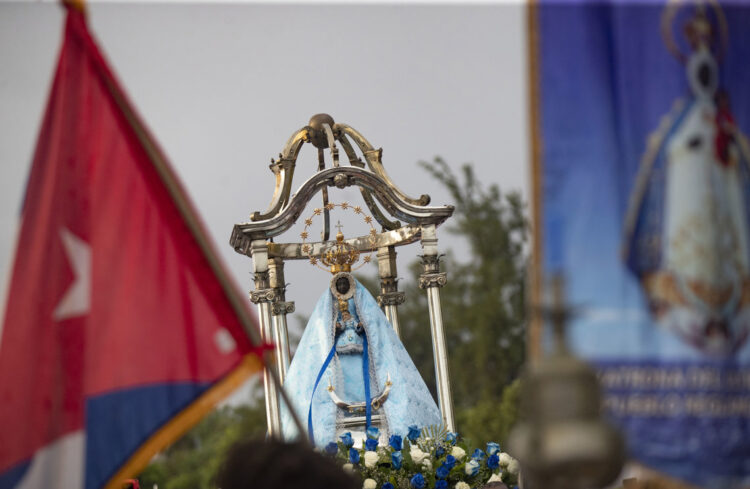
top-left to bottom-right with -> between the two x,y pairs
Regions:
532,1 -> 750,487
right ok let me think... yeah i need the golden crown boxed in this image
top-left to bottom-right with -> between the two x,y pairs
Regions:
321,230 -> 360,274
661,2 -> 728,63
300,203 -> 377,273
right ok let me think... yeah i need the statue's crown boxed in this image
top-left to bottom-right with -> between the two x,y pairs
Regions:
321,231 -> 360,274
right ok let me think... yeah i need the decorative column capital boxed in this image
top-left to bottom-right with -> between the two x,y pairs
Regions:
271,301 -> 296,315
252,270 -> 270,289
377,291 -> 406,307
419,272 -> 447,289
249,288 -> 277,304
379,276 -> 399,292
419,253 -> 445,272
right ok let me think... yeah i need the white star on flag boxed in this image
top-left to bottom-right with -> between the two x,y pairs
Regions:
53,227 -> 91,321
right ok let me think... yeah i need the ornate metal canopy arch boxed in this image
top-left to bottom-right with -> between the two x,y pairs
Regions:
230,114 -> 456,438
247,114 -> 431,225
231,166 -> 453,244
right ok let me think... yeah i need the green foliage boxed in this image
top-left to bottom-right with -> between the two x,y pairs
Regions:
457,379 -> 522,447
138,404 -> 265,489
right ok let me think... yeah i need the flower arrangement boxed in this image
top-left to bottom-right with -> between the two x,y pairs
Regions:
323,426 -> 520,489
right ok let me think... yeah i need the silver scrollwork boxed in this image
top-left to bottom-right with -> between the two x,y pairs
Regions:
333,173 -> 351,189
271,301 -> 296,315
327,373 -> 393,413
249,288 -> 277,304
419,272 -> 447,289
377,291 -> 406,307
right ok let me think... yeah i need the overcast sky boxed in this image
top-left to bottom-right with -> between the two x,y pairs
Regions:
0,2 -> 529,343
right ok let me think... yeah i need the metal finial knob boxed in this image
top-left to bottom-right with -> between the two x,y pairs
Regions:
308,113 -> 335,149
508,275 -> 625,489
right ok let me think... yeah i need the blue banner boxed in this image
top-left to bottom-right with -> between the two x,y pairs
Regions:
535,1 -> 750,487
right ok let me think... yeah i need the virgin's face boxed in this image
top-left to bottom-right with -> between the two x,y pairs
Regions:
336,277 -> 350,295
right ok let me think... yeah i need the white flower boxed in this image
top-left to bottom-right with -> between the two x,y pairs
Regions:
497,452 -> 512,467
488,473 -> 503,483
342,463 -> 354,473
363,479 -> 377,489
410,446 -> 428,464
364,451 -> 379,468
422,458 -> 432,471
451,446 -> 466,460
455,483 -> 470,489
464,459 -> 480,476
507,459 -> 520,475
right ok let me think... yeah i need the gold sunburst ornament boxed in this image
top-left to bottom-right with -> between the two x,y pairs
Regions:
300,202 -> 377,274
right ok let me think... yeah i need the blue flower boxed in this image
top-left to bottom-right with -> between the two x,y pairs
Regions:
365,438 -> 378,452
324,442 -> 338,455
410,473 -> 426,489
407,425 -> 420,442
435,481 -> 448,489
435,446 -> 445,457
391,451 -> 403,469
436,464 -> 450,479
465,459 -> 480,477
349,447 -> 360,464
367,425 -> 380,440
340,432 -> 354,448
382,484 -> 395,489
389,434 -> 403,451
487,453 -> 500,469
443,455 -> 456,468
486,442 -> 500,456
471,448 -> 486,461
445,432 -> 457,445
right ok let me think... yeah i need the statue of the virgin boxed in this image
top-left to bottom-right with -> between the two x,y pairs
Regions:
280,230 -> 442,446
623,6 -> 750,354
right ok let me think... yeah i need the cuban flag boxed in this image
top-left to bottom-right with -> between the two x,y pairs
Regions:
0,5 -> 264,489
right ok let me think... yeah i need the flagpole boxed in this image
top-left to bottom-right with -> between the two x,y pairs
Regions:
526,0 -> 544,365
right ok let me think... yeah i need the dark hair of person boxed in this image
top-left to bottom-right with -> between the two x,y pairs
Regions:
215,438 -> 359,489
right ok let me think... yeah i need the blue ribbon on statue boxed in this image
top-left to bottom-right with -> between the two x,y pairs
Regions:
308,339 -> 338,445
307,325 -> 373,444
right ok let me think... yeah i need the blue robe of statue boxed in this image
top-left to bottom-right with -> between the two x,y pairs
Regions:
280,278 -> 442,446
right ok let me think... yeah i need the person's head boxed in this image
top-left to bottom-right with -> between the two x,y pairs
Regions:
215,438 -> 358,489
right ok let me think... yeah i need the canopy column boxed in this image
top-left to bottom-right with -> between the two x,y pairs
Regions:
419,224 -> 455,432
376,245 -> 405,337
269,257 -> 294,385
249,239 -> 282,437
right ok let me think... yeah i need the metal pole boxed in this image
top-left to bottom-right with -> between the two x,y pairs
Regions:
249,240 -> 282,437
384,296 -> 402,338
376,246 -> 405,337
419,225 -> 455,432
269,257 -> 294,384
